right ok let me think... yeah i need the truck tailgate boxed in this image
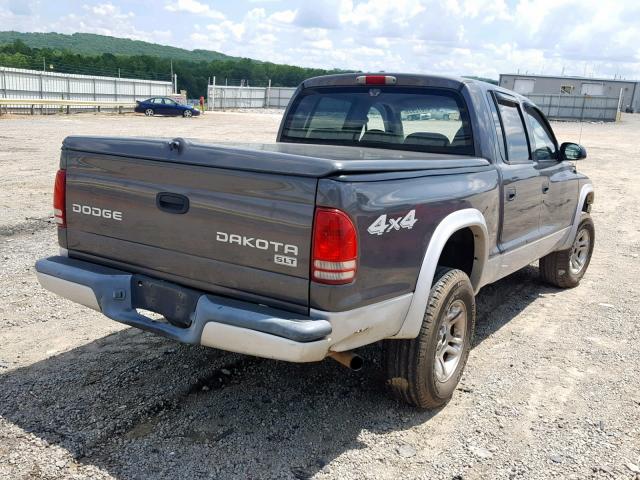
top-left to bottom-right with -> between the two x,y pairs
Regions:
62,141 -> 316,310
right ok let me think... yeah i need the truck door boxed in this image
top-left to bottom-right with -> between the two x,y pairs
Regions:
491,92 -> 543,252
522,105 -> 579,237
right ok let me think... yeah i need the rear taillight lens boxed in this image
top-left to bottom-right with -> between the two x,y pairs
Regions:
312,208 -> 357,285
53,169 -> 66,227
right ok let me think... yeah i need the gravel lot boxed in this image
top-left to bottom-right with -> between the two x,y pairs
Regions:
0,111 -> 639,480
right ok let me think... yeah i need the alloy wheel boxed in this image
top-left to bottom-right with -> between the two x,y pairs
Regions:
570,227 -> 591,274
434,299 -> 467,383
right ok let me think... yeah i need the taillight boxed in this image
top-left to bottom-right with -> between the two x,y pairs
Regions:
53,169 -> 66,227
356,75 -> 397,85
312,208 -> 357,285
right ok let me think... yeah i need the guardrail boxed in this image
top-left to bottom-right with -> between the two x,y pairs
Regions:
0,98 -> 137,115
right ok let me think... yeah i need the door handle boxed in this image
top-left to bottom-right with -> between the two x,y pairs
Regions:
156,192 -> 190,214
542,184 -> 550,194
506,188 -> 517,201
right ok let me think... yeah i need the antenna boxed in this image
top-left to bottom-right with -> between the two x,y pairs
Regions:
578,118 -> 584,145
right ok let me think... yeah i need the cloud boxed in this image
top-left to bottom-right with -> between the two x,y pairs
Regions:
2,0 -> 639,81
268,9 -> 296,24
164,0 -> 225,20
83,3 -> 133,20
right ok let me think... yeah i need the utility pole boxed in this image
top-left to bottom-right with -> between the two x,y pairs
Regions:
43,57 -> 46,72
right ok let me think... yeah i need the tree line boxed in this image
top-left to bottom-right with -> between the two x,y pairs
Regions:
0,40 -> 348,98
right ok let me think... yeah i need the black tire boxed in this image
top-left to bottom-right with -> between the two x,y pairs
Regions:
540,214 -> 595,288
384,267 -> 475,409
144,108 -> 154,117
183,110 -> 193,118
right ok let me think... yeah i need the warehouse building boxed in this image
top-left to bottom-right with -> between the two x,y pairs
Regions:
499,74 -> 639,113
498,73 -> 639,121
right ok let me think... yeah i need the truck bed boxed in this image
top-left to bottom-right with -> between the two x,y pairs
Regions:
60,136 -> 489,313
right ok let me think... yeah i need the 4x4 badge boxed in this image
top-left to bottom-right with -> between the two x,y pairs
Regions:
367,210 -> 418,235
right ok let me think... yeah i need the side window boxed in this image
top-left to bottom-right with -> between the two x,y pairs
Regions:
487,92 -> 506,161
524,106 -> 557,161
496,97 -> 530,163
152,98 -> 163,104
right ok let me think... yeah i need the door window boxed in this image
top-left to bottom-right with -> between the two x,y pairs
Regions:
524,106 -> 557,161
496,97 -> 530,163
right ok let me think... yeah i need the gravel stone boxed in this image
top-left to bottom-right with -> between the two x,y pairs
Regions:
1,112 -> 639,479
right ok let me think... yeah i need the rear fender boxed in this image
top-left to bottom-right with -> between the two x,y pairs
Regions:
389,208 -> 488,339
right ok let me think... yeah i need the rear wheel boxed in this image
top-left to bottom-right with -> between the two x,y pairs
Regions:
144,108 -> 154,116
540,214 -> 594,288
384,267 -> 475,409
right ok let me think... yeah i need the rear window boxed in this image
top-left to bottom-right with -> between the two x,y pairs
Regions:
281,87 -> 474,155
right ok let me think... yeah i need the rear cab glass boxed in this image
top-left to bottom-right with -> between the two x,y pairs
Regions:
281,86 -> 475,156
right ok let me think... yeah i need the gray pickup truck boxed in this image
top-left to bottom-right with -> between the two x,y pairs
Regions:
36,73 -> 595,409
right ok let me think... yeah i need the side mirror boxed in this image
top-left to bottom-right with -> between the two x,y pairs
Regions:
560,142 -> 587,161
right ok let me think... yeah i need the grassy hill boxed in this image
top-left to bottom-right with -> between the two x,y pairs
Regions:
0,32 -> 347,96
0,31 -> 237,63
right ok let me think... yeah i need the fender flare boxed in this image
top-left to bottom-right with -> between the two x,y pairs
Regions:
389,208 -> 489,339
557,182 -> 594,250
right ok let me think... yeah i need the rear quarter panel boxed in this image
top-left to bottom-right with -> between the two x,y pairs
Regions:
311,168 -> 500,311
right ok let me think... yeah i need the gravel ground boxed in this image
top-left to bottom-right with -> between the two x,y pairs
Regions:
0,111 -> 639,480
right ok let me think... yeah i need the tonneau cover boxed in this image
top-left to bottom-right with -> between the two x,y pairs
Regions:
62,136 -> 490,177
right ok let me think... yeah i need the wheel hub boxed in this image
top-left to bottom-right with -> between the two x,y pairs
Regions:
570,227 -> 591,275
434,299 -> 467,383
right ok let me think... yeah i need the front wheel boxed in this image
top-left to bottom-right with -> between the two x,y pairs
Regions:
183,110 -> 193,118
384,267 -> 475,409
540,214 -> 595,288
144,109 -> 154,116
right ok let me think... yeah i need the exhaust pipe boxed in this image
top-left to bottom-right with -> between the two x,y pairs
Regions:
327,351 -> 364,371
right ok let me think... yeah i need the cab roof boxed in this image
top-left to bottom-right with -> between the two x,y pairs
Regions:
301,72 -> 527,102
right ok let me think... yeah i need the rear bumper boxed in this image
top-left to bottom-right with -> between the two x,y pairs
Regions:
35,256 -> 413,362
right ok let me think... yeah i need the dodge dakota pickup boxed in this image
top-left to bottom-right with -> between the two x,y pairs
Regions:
35,73 -> 595,409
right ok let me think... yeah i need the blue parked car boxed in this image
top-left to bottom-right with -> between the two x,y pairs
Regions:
134,97 -> 200,117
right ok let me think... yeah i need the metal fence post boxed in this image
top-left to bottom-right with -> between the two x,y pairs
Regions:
265,79 -> 271,108
1,69 -> 6,115
616,88 -> 624,122
39,71 -> 43,115
214,75 -> 216,110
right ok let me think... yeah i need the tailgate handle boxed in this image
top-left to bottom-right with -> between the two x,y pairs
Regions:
156,192 -> 190,214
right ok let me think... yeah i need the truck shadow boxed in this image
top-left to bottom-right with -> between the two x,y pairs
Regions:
0,266 -> 557,479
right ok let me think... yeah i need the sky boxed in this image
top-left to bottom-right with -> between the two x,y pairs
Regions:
2,0 -> 640,80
